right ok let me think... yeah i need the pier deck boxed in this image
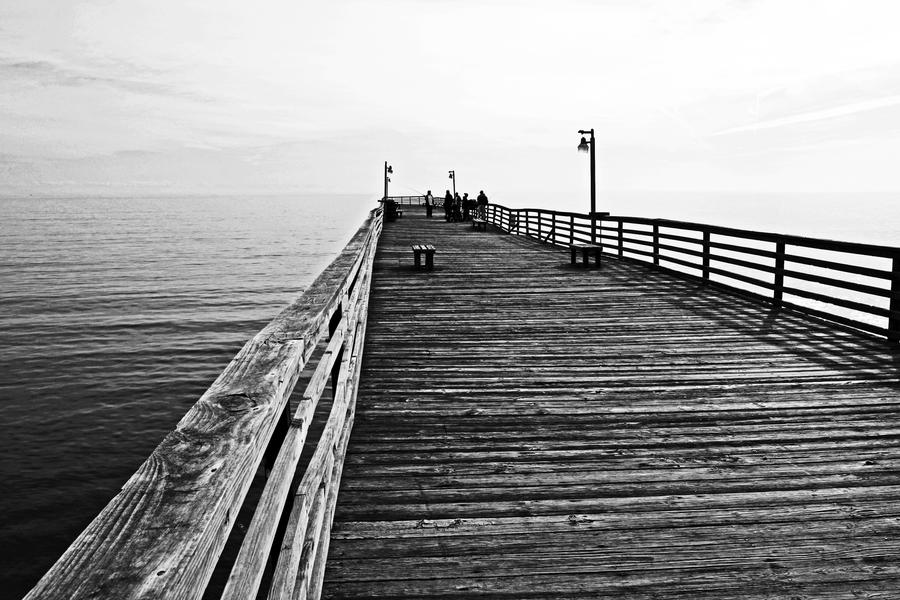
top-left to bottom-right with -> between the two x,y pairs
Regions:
323,208 -> 900,598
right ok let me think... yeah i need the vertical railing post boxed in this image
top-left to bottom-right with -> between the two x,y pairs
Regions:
653,222 -> 660,266
889,255 -> 900,341
702,231 -> 710,282
538,211 -> 542,240
551,212 -> 556,245
569,215 -> 574,246
774,241 -> 786,306
618,221 -> 623,257
597,214 -> 604,254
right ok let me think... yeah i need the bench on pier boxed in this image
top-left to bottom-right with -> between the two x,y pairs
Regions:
471,218 -> 488,231
570,243 -> 602,267
412,244 -> 436,270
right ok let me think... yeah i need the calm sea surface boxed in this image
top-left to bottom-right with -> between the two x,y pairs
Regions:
0,194 -> 372,596
2,191 -> 899,596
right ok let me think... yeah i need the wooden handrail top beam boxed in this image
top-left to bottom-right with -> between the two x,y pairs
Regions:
489,203 -> 900,258
26,210 -> 383,600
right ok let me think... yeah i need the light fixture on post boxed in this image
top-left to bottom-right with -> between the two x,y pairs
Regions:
384,161 -> 393,200
577,129 -> 597,244
448,170 -> 456,197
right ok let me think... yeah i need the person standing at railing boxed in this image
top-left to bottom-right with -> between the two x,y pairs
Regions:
425,190 -> 434,217
477,190 -> 488,219
443,190 -> 453,222
462,193 -> 471,221
452,192 -> 463,222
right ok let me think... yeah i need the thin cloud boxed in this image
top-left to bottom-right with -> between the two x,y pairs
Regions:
711,95 -> 900,136
0,56 -> 212,102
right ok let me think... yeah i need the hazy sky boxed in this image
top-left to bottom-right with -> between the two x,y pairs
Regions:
2,0 -> 900,206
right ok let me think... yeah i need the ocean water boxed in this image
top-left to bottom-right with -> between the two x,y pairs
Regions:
2,191 -> 899,597
0,194 -> 373,597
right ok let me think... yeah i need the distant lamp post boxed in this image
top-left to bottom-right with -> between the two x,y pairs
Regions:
448,170 -> 456,197
577,129 -> 597,244
384,161 -> 393,200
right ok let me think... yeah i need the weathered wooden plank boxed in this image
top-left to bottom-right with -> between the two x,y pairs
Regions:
270,240 -> 376,600
321,206 -> 900,599
26,213 -> 380,600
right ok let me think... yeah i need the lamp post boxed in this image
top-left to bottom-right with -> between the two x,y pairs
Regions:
576,129 -> 597,244
383,161 -> 393,200
448,170 -> 456,197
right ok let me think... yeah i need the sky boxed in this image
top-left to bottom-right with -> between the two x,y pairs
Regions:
2,0 -> 900,208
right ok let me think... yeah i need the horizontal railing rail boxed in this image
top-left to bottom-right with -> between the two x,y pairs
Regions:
383,195 -> 427,205
485,203 -> 900,341
26,207 -> 384,600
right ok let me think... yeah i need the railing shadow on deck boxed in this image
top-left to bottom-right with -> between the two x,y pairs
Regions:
484,203 -> 900,344
25,208 -> 384,600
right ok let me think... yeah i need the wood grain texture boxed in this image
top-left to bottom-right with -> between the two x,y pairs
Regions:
271,226 -> 377,600
25,213 -> 381,600
485,204 -> 900,340
321,206 -> 900,599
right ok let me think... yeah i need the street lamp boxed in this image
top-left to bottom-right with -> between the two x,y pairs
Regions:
384,161 -> 393,200
448,170 -> 456,197
577,129 -> 597,243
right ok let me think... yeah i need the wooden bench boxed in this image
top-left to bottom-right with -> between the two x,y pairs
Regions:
471,218 -> 488,231
412,244 -> 436,270
570,243 -> 602,267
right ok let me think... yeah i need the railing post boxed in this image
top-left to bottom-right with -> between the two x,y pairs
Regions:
570,215 -> 574,246
551,212 -> 556,245
774,241 -> 785,306
538,211 -> 542,240
890,255 -> 900,341
653,222 -> 660,266
598,214 -> 604,254
702,231 -> 710,282
618,221 -> 623,257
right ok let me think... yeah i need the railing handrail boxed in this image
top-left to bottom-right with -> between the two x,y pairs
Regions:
489,203 -> 900,258
382,195 -> 427,205
484,202 -> 900,341
26,208 -> 384,600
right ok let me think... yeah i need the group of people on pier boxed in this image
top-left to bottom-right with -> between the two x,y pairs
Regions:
424,189 -> 488,222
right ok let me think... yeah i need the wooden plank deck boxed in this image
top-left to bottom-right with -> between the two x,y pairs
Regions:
322,207 -> 900,599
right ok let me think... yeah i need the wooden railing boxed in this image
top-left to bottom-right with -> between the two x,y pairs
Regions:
26,208 -> 383,600
485,203 -> 900,341
383,194 -> 426,205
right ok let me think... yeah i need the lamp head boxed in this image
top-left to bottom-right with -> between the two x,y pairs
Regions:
387,165 -> 393,174
577,137 -> 590,153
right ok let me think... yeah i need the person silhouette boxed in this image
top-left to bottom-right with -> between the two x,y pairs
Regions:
425,190 -> 434,217
443,190 -> 453,222
476,190 -> 488,219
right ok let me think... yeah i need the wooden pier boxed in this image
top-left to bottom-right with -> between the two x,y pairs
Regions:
26,201 -> 900,599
